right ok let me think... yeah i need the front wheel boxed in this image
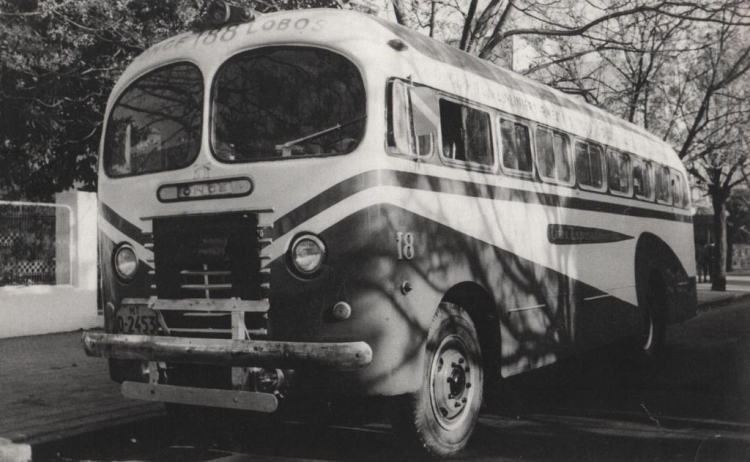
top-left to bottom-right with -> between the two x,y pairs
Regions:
391,302 -> 483,458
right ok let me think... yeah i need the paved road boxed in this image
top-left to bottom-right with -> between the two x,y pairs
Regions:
34,300 -> 750,461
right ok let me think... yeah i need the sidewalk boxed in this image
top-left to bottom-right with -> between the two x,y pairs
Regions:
0,331 -> 163,447
696,274 -> 750,310
1,278 -> 750,450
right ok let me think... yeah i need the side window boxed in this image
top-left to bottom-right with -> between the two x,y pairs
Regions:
633,158 -> 654,201
607,149 -> 632,196
439,99 -> 493,166
387,81 -> 438,158
411,86 -> 439,157
655,165 -> 671,204
536,127 -> 572,185
388,80 -> 412,154
682,173 -> 691,208
671,169 -> 685,208
575,141 -> 605,191
500,119 -> 533,174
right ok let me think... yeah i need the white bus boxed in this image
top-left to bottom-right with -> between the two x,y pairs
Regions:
82,5 -> 697,457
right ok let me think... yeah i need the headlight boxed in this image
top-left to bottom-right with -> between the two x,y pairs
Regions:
290,234 -> 326,276
114,244 -> 138,282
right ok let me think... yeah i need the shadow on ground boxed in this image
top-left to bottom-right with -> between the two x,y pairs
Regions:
35,306 -> 750,462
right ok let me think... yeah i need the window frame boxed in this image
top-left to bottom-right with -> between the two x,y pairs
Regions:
574,139 -> 607,193
209,46 -> 367,164
386,79 -> 415,158
632,156 -> 655,202
498,116 -> 535,179
670,169 -> 683,208
436,95 -> 497,172
606,148 -> 633,198
681,171 -> 691,209
655,164 -> 672,205
104,61 -> 204,179
534,125 -> 575,187
671,168 -> 690,209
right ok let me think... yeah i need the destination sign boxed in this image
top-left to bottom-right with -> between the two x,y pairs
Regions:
157,177 -> 253,202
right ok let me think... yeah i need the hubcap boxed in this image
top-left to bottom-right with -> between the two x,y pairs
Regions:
430,334 -> 476,430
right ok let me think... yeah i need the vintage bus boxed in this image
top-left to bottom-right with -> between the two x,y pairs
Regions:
82,5 -> 697,457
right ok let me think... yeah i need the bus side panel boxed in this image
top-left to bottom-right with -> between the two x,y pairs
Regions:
270,201 -> 649,395
270,202 -> 436,396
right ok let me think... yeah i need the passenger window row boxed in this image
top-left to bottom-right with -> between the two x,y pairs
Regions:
387,80 -> 691,209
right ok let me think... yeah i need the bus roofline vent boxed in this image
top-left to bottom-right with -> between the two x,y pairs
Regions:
191,0 -> 260,32
388,39 -> 409,52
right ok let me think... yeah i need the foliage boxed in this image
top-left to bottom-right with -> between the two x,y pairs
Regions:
0,0 -> 337,201
0,0 -> 200,200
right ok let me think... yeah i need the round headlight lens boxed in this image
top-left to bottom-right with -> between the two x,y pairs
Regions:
291,235 -> 326,275
114,244 -> 138,281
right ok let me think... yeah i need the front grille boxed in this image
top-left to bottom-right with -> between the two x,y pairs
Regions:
149,212 -> 269,339
179,264 -> 232,298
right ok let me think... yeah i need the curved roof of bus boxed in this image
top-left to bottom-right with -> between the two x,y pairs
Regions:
366,15 -> 681,167
125,8 -> 683,170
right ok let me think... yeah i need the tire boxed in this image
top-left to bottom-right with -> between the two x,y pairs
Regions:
636,275 -> 667,359
391,302 -> 483,458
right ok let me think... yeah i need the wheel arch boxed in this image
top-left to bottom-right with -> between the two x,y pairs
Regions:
441,282 -> 502,397
634,232 -> 690,325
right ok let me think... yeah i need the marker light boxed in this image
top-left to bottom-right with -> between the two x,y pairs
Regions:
114,244 -> 138,282
290,234 -> 326,276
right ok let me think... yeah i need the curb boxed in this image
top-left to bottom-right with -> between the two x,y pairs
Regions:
0,438 -> 31,462
696,291 -> 750,314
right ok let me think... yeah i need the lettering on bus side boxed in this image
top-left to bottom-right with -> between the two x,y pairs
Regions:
396,232 -> 415,260
547,224 -> 633,245
136,18 -> 329,61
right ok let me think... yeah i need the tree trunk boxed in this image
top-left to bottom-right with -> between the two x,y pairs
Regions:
712,196 -> 728,291
429,0 -> 436,38
459,0 -> 480,51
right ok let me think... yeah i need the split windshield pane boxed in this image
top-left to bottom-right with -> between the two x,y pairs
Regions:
104,63 -> 203,177
212,47 -> 366,162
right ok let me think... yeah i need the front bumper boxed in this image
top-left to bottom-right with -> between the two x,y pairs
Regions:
81,332 -> 372,412
81,333 -> 372,370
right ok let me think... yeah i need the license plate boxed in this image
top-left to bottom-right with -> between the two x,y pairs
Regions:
117,305 -> 159,335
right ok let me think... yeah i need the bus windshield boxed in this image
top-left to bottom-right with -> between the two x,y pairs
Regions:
212,47 -> 366,162
104,63 -> 203,177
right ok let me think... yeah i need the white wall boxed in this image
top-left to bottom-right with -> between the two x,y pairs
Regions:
0,191 -> 101,338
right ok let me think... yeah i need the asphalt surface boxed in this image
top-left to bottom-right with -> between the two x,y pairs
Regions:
32,298 -> 750,462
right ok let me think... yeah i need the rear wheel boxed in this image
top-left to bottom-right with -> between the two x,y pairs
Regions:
637,274 -> 667,358
391,302 -> 483,458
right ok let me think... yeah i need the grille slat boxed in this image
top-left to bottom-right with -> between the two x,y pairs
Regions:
181,283 -> 233,290
180,270 -> 232,276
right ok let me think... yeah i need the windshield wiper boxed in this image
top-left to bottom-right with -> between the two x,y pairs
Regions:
275,115 -> 367,156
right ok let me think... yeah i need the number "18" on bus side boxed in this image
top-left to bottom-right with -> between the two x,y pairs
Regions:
396,232 -> 415,260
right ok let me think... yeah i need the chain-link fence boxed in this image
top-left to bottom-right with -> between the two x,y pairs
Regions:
0,201 -> 71,286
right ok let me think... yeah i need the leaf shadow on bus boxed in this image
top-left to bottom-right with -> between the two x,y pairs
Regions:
342,178 -> 580,404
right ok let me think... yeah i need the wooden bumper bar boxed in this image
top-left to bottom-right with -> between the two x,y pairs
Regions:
81,333 -> 372,371
121,382 -> 279,413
